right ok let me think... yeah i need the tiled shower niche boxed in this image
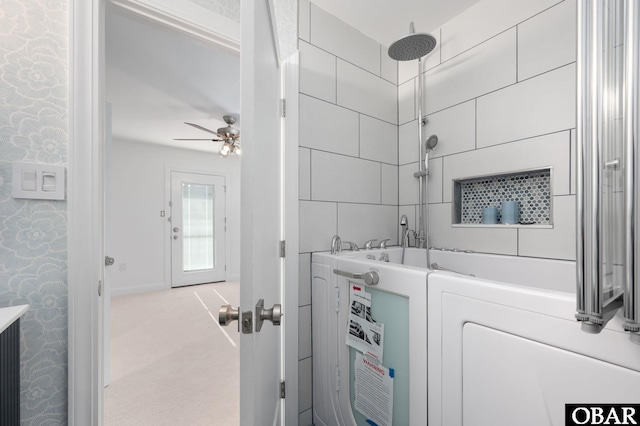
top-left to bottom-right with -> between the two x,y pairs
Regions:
453,168 -> 552,226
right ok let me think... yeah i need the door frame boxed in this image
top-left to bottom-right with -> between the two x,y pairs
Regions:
67,0 -> 247,424
282,51 -> 301,424
168,170 -> 227,287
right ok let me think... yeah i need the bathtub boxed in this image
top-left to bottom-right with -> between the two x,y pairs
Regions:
312,247 -> 640,426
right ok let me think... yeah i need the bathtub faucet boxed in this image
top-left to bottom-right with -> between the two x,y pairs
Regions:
403,229 -> 416,248
400,215 -> 408,246
330,235 -> 342,255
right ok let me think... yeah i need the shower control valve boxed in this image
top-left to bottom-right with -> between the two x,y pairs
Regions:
378,239 -> 391,249
364,239 -> 378,250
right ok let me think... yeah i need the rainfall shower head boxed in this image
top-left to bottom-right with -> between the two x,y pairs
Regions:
425,134 -> 438,151
388,22 -> 437,61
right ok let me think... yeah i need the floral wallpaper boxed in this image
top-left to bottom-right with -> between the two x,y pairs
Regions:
187,0 -> 241,22
273,0 -> 298,60
0,0 -> 69,424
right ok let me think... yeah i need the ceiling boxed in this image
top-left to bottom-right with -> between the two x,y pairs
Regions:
311,0 -> 482,47
105,0 -> 482,152
105,4 -> 240,152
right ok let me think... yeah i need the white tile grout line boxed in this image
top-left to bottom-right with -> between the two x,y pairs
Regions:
212,288 -> 230,305
194,291 -> 237,348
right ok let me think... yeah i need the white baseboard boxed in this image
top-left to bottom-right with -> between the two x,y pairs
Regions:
110,281 -> 168,297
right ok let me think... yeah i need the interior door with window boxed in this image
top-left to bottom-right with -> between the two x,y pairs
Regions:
171,171 -> 226,287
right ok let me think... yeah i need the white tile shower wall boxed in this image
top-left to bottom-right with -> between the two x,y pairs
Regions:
401,0 -> 576,261
360,115 -> 398,164
298,0 -> 310,41
399,158 -> 443,206
519,195 -> 576,259
381,164 -> 399,205
311,151 -> 382,203
476,63 -> 576,147
300,200 -> 338,253
300,94 -> 359,155
299,40 -> 336,103
440,0 -> 563,62
298,4 -> 401,415
299,356 -> 313,413
309,3 -> 380,74
299,253 -> 311,306
299,147 -> 311,200
337,204 -> 398,245
398,78 -> 417,125
399,120 -> 419,165
380,45 -> 399,84
336,59 -> 397,124
423,100 -> 476,158
423,28 -> 517,115
299,305 -> 312,359
517,0 -> 576,81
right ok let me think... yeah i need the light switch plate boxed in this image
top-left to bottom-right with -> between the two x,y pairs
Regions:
12,162 -> 66,200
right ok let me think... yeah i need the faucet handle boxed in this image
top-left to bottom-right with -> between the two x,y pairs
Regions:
364,239 -> 378,250
378,239 -> 391,249
343,241 -> 359,251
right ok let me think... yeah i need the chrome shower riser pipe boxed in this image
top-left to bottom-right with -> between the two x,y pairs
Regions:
417,58 -> 431,266
417,57 -> 425,249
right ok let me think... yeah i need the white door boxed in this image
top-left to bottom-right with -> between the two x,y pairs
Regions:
104,102 -> 113,387
171,172 -> 226,287
238,0 -> 297,424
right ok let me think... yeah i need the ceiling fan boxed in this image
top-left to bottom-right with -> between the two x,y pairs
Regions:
174,114 -> 241,157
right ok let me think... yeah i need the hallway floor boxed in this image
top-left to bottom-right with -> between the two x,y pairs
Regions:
105,282 -> 240,426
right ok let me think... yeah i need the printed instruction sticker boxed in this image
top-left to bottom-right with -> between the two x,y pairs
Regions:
354,353 -> 394,426
346,284 -> 384,361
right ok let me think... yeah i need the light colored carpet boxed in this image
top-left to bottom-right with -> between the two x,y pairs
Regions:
105,282 -> 240,426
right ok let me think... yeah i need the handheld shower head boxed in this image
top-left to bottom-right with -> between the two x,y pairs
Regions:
425,134 -> 438,151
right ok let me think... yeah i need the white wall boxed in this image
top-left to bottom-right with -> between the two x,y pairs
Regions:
298,1 -> 400,423
109,140 -> 241,296
399,0 -> 577,261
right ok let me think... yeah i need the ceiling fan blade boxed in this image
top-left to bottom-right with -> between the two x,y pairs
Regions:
184,122 -> 220,136
173,138 -> 222,141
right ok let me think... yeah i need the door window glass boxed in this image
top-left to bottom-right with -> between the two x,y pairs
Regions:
182,183 -> 215,272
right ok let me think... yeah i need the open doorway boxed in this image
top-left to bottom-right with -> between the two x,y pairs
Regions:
103,4 -> 240,424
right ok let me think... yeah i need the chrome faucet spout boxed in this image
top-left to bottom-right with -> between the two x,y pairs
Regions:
400,215 -> 408,247
330,235 -> 342,255
403,229 -> 416,248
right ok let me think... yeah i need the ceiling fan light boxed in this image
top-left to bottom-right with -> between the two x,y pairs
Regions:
233,145 -> 242,156
220,143 -> 231,156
